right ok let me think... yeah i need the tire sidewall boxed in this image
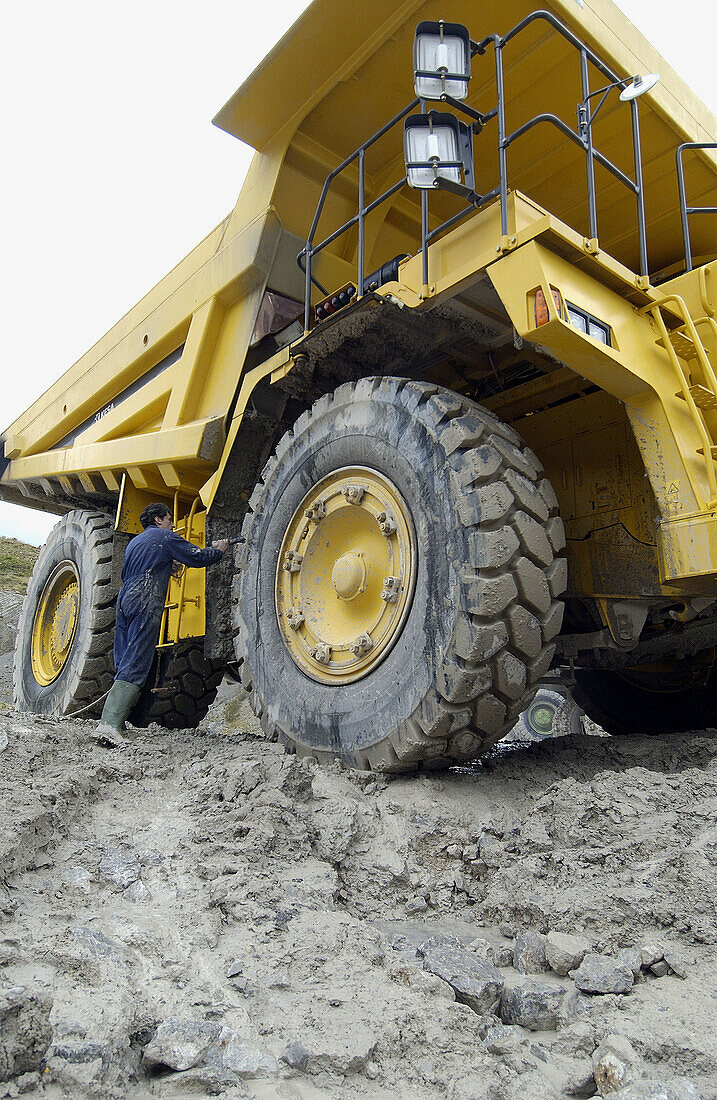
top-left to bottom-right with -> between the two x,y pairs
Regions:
15,515 -> 109,714
240,392 -> 463,753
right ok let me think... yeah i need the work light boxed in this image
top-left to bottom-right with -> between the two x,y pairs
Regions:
413,20 -> 471,101
404,112 -> 470,190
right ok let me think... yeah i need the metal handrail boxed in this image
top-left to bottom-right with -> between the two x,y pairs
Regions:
677,143 -> 717,272
298,8 -> 655,328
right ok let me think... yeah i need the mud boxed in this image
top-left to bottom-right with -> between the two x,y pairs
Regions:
0,596 -> 715,1098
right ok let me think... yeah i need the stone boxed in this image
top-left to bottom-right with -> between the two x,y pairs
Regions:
663,946 -> 693,979
483,1024 -> 525,1055
204,1028 -> 278,1078
467,937 -> 497,964
143,1017 -> 221,1071
499,980 -> 565,1031
124,880 -> 150,903
365,1061 -> 379,1079
226,959 -> 244,978
592,1035 -> 640,1096
405,896 -> 429,915
98,847 -> 140,889
545,931 -> 591,976
280,1041 -> 309,1070
513,931 -> 549,974
650,961 -> 669,977
637,940 -> 665,968
573,954 -> 634,995
565,1064 -> 598,1096
0,986 -> 53,1081
420,943 -> 504,1014
615,947 -> 642,979
611,1080 -> 700,1100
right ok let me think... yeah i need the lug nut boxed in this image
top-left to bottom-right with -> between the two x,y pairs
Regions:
282,550 -> 303,572
377,511 -> 397,536
350,632 -> 373,657
285,607 -> 305,630
312,643 -> 331,664
380,576 -> 401,602
305,499 -> 326,522
342,485 -> 367,504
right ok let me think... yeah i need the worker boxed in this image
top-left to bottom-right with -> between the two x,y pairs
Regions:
92,502 -> 228,746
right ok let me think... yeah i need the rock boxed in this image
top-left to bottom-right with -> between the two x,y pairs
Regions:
663,946 -> 693,979
98,847 -> 140,889
63,866 -> 92,892
420,943 -> 504,1014
650,961 -> 669,977
467,937 -> 497,964
573,954 -> 634,995
204,1028 -> 278,1078
495,944 -> 514,967
226,959 -> 244,978
14,1072 -> 40,1095
558,1021 -> 596,1056
565,1064 -> 598,1096
499,980 -> 565,1031
637,940 -> 665,968
545,931 -> 591,976
365,1060 -> 379,1079
280,1041 -> 309,1071
124,880 -> 150,903
405,896 -> 429,914
0,986 -> 53,1081
483,1024 -> 525,1055
592,1035 -> 641,1096
615,947 -> 642,978
143,1017 -> 221,1071
513,931 -> 549,974
46,1040 -> 115,1091
611,1080 -> 701,1100
68,926 -> 124,960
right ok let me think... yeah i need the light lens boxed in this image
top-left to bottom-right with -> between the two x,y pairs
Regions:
404,113 -> 463,189
413,21 -> 471,101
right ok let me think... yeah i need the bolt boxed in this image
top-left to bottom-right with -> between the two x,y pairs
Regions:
380,576 -> 401,602
282,550 -> 303,572
285,607 -> 304,630
312,642 -> 331,664
305,499 -> 326,522
350,632 -> 373,657
377,511 -> 397,536
342,484 -> 367,504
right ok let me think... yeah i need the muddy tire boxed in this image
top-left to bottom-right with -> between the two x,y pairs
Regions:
572,665 -> 714,736
129,640 -> 224,730
509,688 -> 583,741
13,510 -> 117,717
233,377 -> 566,771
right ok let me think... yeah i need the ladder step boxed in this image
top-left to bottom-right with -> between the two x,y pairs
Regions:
675,384 -> 717,410
658,329 -> 698,360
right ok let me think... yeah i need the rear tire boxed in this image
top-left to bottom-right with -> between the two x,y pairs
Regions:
13,510 -> 116,717
234,377 -> 566,771
129,639 -> 224,730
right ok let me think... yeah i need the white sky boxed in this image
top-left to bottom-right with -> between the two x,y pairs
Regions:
1,0 -> 714,545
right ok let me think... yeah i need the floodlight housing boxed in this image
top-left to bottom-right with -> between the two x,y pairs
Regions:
619,73 -> 659,101
404,112 -> 471,190
413,20 -> 471,101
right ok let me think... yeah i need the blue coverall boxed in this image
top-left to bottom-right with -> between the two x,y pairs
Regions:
114,527 -> 222,686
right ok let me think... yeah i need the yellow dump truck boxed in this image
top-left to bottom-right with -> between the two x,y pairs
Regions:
3,0 -> 716,768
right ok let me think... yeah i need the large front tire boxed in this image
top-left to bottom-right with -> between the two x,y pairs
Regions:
234,378 -> 566,771
13,510 -> 116,717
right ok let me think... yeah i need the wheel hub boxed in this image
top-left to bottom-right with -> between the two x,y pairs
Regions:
31,562 -> 80,686
275,467 -> 417,684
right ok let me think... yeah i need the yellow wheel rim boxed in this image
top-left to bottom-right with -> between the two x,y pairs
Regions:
31,561 -> 81,686
275,466 -> 417,684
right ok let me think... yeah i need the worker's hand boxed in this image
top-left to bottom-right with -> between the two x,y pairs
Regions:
213,539 -> 229,553
171,560 -> 184,578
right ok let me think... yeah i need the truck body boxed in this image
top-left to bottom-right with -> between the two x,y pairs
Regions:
4,0 -> 717,765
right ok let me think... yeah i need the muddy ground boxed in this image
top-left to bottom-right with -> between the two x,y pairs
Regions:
0,593 -> 715,1100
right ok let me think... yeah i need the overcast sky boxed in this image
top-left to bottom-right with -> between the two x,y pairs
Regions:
1,0 -> 714,545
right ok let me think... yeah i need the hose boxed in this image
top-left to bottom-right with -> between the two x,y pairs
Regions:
62,687 -> 112,720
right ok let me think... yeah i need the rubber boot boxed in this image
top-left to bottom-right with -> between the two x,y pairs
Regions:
92,680 -> 142,747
